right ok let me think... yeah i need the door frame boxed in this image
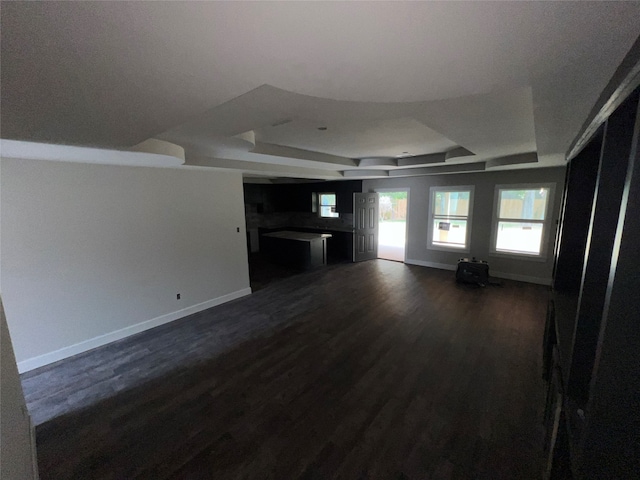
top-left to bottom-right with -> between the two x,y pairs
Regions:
374,187 -> 410,263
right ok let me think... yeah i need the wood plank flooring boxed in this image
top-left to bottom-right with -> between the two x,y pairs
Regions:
22,260 -> 548,479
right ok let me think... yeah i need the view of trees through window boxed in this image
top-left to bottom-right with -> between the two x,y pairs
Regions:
495,188 -> 549,255
379,191 -> 408,222
378,191 -> 408,262
319,193 -> 338,218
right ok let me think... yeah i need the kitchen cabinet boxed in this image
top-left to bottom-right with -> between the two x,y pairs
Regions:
290,228 -> 353,261
261,231 -> 331,269
245,180 -> 362,214
259,227 -> 353,262
333,181 -> 359,213
243,183 -> 277,213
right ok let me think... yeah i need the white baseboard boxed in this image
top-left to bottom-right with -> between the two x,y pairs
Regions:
17,287 -> 252,373
490,271 -> 551,286
405,259 -> 551,286
405,258 -> 457,271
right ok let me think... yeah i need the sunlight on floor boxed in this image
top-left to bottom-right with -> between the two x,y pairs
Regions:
379,221 -> 406,262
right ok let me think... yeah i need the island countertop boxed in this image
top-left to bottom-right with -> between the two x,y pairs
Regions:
261,230 -> 332,242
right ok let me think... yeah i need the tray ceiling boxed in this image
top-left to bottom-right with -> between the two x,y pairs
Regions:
2,2 -> 640,179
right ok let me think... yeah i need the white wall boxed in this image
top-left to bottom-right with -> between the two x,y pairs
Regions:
364,167 -> 566,284
1,299 -> 38,480
1,158 -> 251,371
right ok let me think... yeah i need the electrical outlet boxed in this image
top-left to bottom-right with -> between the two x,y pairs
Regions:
177,293 -> 181,300
237,227 -> 240,232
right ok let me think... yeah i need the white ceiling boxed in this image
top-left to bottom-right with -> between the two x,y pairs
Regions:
2,2 -> 640,180
254,117 -> 458,160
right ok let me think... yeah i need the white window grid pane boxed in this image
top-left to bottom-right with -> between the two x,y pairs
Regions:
432,217 -> 468,247
433,191 -> 470,216
495,221 -> 544,254
320,205 -> 339,218
320,194 -> 336,206
429,186 -> 473,252
318,193 -> 338,218
498,188 -> 549,221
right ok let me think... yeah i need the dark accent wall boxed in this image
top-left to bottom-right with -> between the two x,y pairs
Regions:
243,180 -> 362,261
244,180 -> 362,214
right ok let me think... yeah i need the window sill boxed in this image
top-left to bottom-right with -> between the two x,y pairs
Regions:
427,244 -> 470,254
489,251 -> 548,263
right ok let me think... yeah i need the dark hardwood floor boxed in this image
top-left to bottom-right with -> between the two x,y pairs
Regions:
247,251 -> 309,291
22,260 -> 548,479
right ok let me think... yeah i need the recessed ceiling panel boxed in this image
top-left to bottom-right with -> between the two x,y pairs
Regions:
254,117 -> 458,159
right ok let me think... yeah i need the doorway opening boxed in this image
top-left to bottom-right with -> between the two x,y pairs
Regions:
377,190 -> 408,262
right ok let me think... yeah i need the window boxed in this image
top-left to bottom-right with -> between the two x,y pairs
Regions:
318,193 -> 339,218
491,184 -> 554,258
428,186 -> 473,251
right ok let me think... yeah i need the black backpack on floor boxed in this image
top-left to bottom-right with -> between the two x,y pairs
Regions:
456,258 -> 490,287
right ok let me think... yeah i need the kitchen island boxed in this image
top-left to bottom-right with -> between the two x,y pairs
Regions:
261,230 -> 332,269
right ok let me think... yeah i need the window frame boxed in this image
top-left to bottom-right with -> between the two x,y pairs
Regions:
427,185 -> 474,253
490,183 -> 556,261
317,192 -> 339,218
